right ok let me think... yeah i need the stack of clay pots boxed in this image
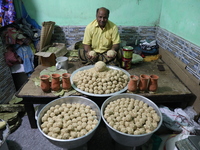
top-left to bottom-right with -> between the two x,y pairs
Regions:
39,73 -> 71,93
127,74 -> 159,93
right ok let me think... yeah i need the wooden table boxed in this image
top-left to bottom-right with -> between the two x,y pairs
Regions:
16,59 -> 196,128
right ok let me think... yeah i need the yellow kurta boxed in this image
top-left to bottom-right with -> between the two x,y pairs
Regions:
83,20 -> 121,53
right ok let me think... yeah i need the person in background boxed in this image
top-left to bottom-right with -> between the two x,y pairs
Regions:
79,7 -> 121,65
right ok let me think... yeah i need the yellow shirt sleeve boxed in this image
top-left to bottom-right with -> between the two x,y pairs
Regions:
83,20 -> 121,53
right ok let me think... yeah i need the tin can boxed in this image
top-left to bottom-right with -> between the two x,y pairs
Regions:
122,57 -> 132,70
123,46 -> 133,59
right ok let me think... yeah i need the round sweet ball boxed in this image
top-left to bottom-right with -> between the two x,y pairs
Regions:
94,61 -> 107,72
107,50 -> 116,57
89,51 -> 97,57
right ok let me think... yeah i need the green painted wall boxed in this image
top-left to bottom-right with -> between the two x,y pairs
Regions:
159,0 -> 200,47
18,0 -> 162,26
15,0 -> 200,46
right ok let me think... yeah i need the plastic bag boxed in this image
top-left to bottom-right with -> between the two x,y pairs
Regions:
131,53 -> 143,64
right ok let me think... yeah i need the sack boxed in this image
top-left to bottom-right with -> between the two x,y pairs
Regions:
131,53 -> 143,64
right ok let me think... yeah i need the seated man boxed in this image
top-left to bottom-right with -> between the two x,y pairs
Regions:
79,7 -> 121,65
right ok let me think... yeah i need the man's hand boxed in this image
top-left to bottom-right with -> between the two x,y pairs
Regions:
87,50 -> 97,59
107,50 -> 117,58
83,44 -> 97,59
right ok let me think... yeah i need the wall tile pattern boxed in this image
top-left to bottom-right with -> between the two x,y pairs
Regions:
51,25 -> 200,80
52,26 -> 157,47
156,28 -> 200,80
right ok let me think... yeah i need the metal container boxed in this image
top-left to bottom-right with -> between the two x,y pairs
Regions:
122,46 -> 133,59
56,56 -> 68,70
121,57 -> 132,70
101,93 -> 163,147
37,96 -> 101,149
70,65 -> 130,97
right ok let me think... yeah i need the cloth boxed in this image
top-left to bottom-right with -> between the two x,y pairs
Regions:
83,19 -> 120,53
78,48 -> 121,66
139,40 -> 159,56
16,18 -> 40,42
4,47 -> 21,67
0,0 -> 16,26
15,44 -> 34,76
2,27 -> 26,45
0,18 -> 40,47
143,54 -> 161,62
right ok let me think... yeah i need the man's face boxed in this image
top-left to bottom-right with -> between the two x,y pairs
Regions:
96,9 -> 109,29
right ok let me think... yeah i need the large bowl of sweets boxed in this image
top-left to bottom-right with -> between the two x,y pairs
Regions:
101,93 -> 163,147
71,61 -> 130,97
37,96 -> 101,149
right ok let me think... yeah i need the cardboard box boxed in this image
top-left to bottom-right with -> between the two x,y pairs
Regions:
35,43 -> 67,67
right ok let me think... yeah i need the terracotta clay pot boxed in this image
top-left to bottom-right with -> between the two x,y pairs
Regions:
138,74 -> 150,92
128,75 -> 139,93
51,73 -> 61,91
40,75 -> 50,92
62,73 -> 71,90
148,74 -> 159,93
